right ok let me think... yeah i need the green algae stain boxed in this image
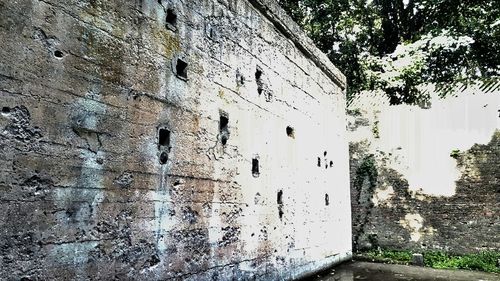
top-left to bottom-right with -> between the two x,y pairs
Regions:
151,27 -> 181,58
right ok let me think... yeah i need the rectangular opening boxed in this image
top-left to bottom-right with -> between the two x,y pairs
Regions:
166,8 -> 177,26
277,190 -> 284,220
255,67 -> 263,95
159,128 -> 171,147
255,68 -> 262,80
252,158 -> 259,177
219,115 -> 229,145
176,59 -> 188,79
219,115 -> 229,131
286,126 -> 294,138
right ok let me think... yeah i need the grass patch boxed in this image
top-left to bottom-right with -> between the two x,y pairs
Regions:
424,251 -> 500,273
356,249 -> 500,273
357,249 -> 413,265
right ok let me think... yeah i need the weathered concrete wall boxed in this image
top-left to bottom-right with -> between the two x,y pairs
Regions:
0,0 -> 351,280
348,86 -> 499,254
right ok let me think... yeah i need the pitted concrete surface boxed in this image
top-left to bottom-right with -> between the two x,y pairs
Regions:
0,0 -> 350,280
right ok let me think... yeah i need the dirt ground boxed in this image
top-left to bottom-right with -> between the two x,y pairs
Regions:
306,261 -> 499,281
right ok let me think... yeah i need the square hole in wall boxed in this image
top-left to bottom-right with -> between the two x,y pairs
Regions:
277,190 -> 283,205
277,190 -> 284,220
286,126 -> 294,138
255,68 -> 262,80
219,115 -> 229,131
158,128 -> 171,148
219,114 -> 229,145
176,59 -> 188,80
252,158 -> 260,178
166,8 -> 177,30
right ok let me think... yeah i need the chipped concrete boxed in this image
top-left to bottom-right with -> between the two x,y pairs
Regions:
0,0 -> 350,280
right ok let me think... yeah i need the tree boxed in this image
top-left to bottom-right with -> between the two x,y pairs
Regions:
277,0 -> 500,105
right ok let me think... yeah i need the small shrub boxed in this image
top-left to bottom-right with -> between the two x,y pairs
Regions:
450,149 -> 461,159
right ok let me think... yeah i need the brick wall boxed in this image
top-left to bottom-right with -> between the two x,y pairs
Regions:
348,90 -> 499,254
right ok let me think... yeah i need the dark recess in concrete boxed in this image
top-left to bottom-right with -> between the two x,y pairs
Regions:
255,67 -> 263,95
286,126 -> 294,138
158,128 -> 171,148
252,158 -> 260,177
277,190 -> 284,220
176,59 -> 188,79
159,152 -> 168,165
165,8 -> 177,30
219,114 -> 229,145
53,50 -> 64,59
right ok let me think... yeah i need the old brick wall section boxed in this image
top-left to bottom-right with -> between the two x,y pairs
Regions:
0,0 -> 350,280
348,90 -> 499,254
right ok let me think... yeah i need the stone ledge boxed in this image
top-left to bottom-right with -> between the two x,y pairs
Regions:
248,0 -> 347,91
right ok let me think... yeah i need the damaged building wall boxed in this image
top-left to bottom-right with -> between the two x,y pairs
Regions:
348,86 -> 499,254
0,0 -> 351,280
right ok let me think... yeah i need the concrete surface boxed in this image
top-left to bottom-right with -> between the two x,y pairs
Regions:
309,261 -> 500,281
0,0 -> 351,280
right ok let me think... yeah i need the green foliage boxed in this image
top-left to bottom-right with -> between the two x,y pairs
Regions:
450,149 -> 461,159
355,154 -> 378,190
362,249 -> 413,264
277,0 -> 500,104
424,251 -> 500,273
358,249 -> 500,273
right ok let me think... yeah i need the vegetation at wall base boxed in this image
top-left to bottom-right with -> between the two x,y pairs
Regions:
356,249 -> 413,265
355,249 -> 500,273
424,251 -> 500,273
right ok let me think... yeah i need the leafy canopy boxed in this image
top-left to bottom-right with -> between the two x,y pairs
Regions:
278,0 -> 500,104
